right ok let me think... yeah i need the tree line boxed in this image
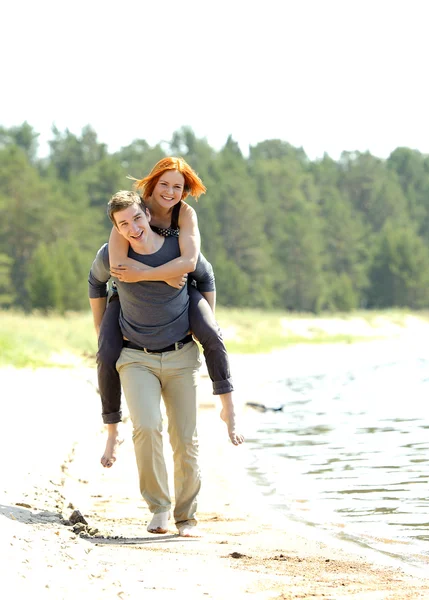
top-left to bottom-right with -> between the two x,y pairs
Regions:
1,122 -> 429,313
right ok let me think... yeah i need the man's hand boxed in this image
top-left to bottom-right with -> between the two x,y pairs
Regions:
165,274 -> 188,289
110,264 -> 144,283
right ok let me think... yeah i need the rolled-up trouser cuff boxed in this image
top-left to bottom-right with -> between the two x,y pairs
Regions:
102,411 -> 122,424
212,377 -> 234,395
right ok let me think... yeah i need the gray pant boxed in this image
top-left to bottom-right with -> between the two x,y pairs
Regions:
117,341 -> 201,526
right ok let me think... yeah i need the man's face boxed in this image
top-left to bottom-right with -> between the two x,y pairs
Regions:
152,170 -> 185,209
113,203 -> 151,245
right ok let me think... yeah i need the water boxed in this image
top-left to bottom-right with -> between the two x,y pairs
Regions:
239,340 -> 429,570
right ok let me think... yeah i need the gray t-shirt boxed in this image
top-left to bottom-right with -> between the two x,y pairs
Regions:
88,236 -> 215,349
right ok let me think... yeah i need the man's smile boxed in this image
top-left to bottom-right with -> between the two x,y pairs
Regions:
130,230 -> 144,240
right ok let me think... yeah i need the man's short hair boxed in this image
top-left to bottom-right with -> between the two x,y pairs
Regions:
107,190 -> 146,225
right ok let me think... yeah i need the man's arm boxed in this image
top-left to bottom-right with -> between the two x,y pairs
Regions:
189,252 -> 217,312
200,291 -> 216,313
89,297 -> 108,337
109,204 -> 200,282
88,243 -> 111,335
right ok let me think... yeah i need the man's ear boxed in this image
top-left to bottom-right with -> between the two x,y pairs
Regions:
145,208 -> 151,222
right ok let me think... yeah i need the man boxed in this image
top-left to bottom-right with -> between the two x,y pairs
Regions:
88,190 -> 215,537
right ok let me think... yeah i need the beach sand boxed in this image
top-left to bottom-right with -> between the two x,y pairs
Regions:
1,354 -> 429,599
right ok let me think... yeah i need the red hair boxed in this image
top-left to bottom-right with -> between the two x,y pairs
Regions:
130,157 -> 206,201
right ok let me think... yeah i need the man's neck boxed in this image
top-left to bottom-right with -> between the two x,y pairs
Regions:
129,230 -> 164,255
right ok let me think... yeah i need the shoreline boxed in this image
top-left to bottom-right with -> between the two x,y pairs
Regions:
3,308 -> 429,371
2,364 -> 429,599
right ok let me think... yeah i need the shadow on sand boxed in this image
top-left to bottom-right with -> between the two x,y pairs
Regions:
1,503 -> 199,546
0,503 -> 62,525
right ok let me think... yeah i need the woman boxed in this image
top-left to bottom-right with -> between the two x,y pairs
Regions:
98,157 -> 244,467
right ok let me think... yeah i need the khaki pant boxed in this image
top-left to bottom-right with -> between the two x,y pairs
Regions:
116,341 -> 201,526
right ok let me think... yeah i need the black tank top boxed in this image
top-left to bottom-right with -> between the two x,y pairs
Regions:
150,202 -> 181,238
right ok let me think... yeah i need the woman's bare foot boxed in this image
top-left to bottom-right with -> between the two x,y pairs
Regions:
220,394 -> 245,445
101,435 -> 123,468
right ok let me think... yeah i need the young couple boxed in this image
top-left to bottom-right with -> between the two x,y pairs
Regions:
88,157 -> 244,538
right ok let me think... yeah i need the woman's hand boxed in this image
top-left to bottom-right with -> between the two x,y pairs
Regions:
110,264 -> 145,283
111,264 -> 187,288
165,274 -> 188,289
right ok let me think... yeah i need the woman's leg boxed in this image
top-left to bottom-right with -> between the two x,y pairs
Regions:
97,293 -> 123,422
188,286 -> 244,446
97,294 -> 124,467
188,286 -> 233,394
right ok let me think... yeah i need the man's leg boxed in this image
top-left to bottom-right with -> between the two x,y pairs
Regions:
116,349 -> 171,523
160,341 -> 201,534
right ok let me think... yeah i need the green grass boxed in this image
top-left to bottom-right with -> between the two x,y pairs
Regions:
222,333 -> 368,354
215,307 -> 377,354
1,307 -> 427,368
0,310 -> 97,368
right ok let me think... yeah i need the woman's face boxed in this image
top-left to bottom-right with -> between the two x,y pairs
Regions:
151,170 -> 185,210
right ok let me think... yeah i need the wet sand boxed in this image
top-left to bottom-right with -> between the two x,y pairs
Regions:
1,357 -> 429,599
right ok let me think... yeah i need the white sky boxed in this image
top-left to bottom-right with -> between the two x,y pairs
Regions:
2,0 -> 428,160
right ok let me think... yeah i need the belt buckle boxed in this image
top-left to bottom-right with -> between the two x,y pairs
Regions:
175,341 -> 184,351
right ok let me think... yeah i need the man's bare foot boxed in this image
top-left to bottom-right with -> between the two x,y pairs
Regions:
101,435 -> 123,468
147,511 -> 170,534
177,524 -> 203,537
220,395 -> 245,446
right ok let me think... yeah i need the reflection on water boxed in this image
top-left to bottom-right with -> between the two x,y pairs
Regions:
243,342 -> 429,568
